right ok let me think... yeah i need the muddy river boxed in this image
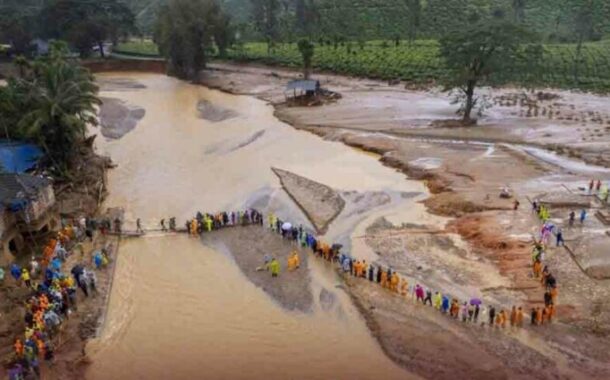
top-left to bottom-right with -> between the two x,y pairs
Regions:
85,73 -> 428,379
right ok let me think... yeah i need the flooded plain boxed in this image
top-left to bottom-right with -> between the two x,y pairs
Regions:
85,73 -> 426,379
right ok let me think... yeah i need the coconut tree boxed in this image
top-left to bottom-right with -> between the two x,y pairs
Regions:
18,45 -> 100,175
297,38 -> 315,79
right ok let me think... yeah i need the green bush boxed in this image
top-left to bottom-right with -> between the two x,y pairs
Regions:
225,40 -> 610,92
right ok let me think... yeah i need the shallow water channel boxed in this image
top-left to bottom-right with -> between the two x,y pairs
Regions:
86,73 -> 426,379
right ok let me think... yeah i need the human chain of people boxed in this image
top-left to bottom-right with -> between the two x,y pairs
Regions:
5,200 -> 572,379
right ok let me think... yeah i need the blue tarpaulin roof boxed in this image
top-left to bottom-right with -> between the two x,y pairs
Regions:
0,141 -> 43,173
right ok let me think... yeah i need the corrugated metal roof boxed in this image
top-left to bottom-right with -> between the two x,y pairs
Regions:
285,80 -> 319,92
0,173 -> 51,208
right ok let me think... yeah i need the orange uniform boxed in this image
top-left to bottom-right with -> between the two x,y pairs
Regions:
380,271 -> 388,288
510,307 -> 517,326
400,279 -> 408,296
390,273 -> 399,292
550,287 -> 558,304
516,308 -> 524,326
533,261 -> 542,278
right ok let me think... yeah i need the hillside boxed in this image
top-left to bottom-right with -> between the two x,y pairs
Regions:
115,0 -> 610,41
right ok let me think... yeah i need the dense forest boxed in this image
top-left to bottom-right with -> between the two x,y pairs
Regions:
116,0 -> 610,42
2,0 -> 609,43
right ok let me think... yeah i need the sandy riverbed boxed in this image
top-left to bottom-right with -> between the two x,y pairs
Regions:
199,62 -> 610,378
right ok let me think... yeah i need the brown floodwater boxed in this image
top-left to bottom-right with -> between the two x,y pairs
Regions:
86,73 -> 426,379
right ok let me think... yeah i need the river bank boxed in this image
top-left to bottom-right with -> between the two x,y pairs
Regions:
198,62 -> 610,378
0,143 -> 118,379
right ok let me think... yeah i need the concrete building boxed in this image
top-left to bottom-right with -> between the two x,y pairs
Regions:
0,173 -> 59,264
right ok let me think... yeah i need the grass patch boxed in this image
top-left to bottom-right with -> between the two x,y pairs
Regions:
113,40 -> 160,57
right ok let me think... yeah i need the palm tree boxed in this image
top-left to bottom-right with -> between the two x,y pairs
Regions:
18,51 -> 101,175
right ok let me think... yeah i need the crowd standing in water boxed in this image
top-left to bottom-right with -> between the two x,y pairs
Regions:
5,219 -> 112,380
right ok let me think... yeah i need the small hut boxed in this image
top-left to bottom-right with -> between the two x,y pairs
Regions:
284,79 -> 321,101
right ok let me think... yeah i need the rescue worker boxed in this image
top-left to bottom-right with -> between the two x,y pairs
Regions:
380,269 -> 388,288
510,306 -> 517,327
461,302 -> 469,322
423,289 -> 432,306
489,306 -> 496,326
268,258 -> 280,277
415,284 -> 424,303
533,258 -> 542,278
450,300 -> 459,319
550,286 -> 558,304
288,251 -> 300,271
516,307 -> 524,327
556,228 -> 564,246
361,260 -> 368,278
535,307 -> 543,325
495,310 -> 506,328
21,268 -> 31,288
390,272 -> 399,292
441,295 -> 450,313
433,292 -> 442,310
354,260 -> 362,277
547,303 -> 555,323
400,278 -> 409,296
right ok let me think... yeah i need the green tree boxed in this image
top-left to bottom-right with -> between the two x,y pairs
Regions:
214,12 -> 235,58
250,0 -> 280,54
154,0 -> 227,80
439,20 -> 528,124
17,42 -> 101,174
512,0 -> 526,23
404,0 -> 422,43
0,5 -> 36,55
39,0 -> 136,58
297,38 -> 314,79
565,0 -> 610,83
295,0 -> 319,38
0,78 -> 32,141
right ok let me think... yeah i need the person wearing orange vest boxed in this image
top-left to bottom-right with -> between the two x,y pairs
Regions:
380,269 -> 388,288
510,306 -> 517,327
